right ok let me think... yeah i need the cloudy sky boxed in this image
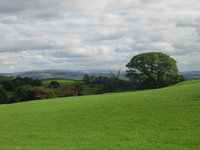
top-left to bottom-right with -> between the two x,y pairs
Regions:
0,0 -> 200,73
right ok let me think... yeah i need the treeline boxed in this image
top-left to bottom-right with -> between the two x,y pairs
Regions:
1,77 -> 42,91
83,52 -> 185,93
0,77 -> 90,104
0,77 -> 47,104
82,73 -> 132,93
0,52 -> 186,105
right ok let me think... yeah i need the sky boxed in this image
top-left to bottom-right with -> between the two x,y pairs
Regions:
0,0 -> 200,73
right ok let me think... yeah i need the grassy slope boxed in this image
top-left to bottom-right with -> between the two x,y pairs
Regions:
42,79 -> 76,86
0,80 -> 200,150
42,79 -> 102,95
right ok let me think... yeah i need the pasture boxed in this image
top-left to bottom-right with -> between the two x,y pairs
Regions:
0,80 -> 200,149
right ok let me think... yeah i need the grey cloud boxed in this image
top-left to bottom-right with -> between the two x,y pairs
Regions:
0,0 -> 200,72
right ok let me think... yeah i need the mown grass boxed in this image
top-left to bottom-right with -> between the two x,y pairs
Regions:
0,80 -> 200,150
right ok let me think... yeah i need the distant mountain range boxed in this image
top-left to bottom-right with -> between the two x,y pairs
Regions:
0,70 -> 200,80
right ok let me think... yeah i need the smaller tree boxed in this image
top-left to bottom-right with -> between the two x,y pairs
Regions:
83,74 -> 91,84
13,77 -> 24,87
71,81 -> 84,96
99,71 -> 125,93
23,77 -> 33,85
16,86 -> 57,101
49,81 -> 60,88
2,80 -> 15,91
31,79 -> 42,86
0,88 -> 7,104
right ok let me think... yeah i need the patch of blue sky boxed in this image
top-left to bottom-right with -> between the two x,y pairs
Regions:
64,13 -> 93,19
108,44 -> 117,49
114,12 -> 131,16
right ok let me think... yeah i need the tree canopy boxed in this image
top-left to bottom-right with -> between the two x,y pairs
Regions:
126,52 -> 183,88
0,88 -> 7,104
49,81 -> 60,88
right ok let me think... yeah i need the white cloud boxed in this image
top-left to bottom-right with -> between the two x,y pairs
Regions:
0,0 -> 200,72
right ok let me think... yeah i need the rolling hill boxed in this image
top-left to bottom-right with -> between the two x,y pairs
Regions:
1,70 -> 200,81
0,80 -> 200,149
181,71 -> 200,80
0,70 -> 127,80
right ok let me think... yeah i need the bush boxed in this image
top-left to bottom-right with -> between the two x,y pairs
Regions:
31,79 -> 42,86
12,77 -> 24,87
71,81 -> 84,96
0,88 -> 7,104
83,74 -> 91,84
49,81 -> 60,88
17,86 -> 57,101
64,90 -> 75,97
2,80 -> 15,91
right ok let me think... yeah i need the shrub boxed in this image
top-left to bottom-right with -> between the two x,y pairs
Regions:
2,80 -> 15,91
17,86 -> 57,101
0,88 -> 7,104
31,80 -> 42,86
71,81 -> 84,96
49,81 -> 60,88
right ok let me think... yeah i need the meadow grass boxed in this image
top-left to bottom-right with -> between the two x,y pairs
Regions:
0,80 -> 200,150
42,79 -> 101,96
42,79 -> 76,86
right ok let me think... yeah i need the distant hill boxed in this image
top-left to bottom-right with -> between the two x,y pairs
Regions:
0,70 -> 127,80
1,70 -> 200,80
181,71 -> 200,80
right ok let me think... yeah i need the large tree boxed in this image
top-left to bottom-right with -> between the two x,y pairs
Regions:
126,52 -> 183,88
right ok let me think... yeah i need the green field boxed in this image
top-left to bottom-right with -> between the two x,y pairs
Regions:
0,80 -> 200,149
42,79 -> 102,96
42,79 -> 76,86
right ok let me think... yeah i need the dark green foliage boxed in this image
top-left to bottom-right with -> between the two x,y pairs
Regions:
48,81 -> 60,88
31,79 -> 42,86
64,90 -> 75,97
16,86 -> 57,101
83,74 -> 91,84
82,72 -> 128,93
2,77 -> 41,91
126,52 -> 183,88
12,77 -> 24,87
0,75 -> 13,83
98,79 -> 123,93
0,88 -> 7,104
2,80 -> 15,91
2,77 -> 43,91
23,77 -> 33,85
71,81 -> 84,96
83,75 -> 110,85
7,94 -> 18,104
